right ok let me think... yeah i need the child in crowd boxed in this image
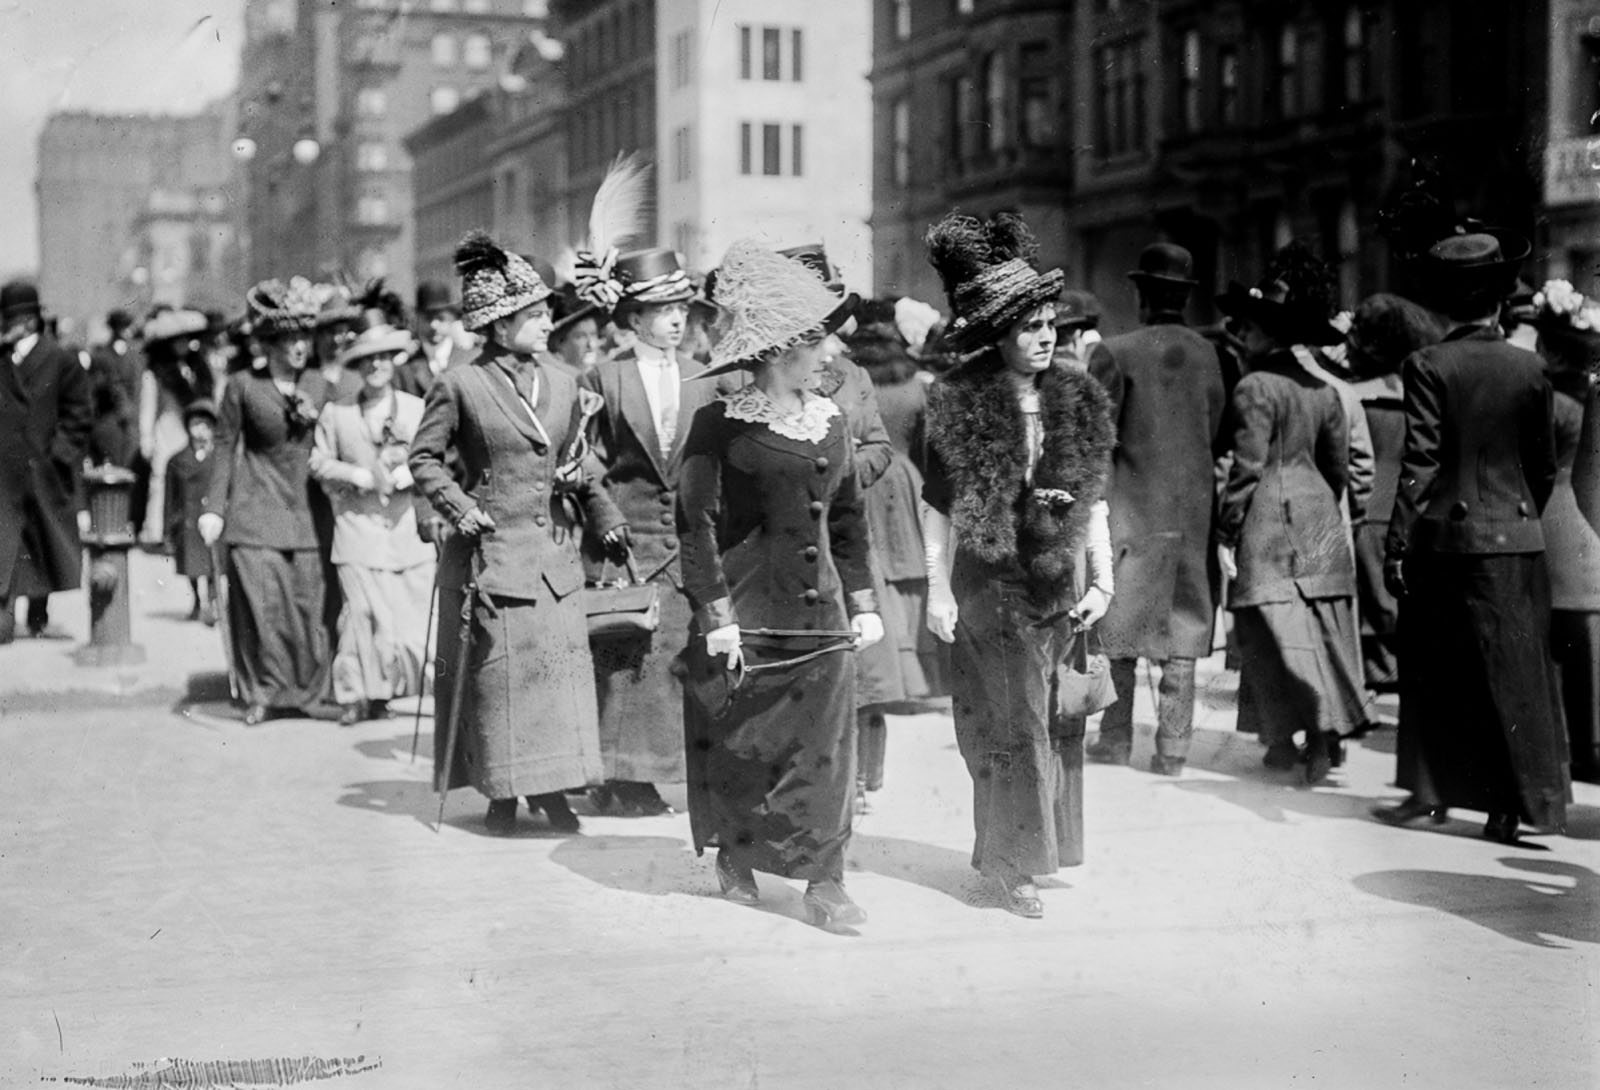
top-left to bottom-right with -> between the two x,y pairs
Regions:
164,399 -> 218,624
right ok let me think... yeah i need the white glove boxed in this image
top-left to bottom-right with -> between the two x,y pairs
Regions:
388,463 -> 414,491
1217,543 -> 1238,581
198,513 -> 225,546
1070,585 -> 1110,629
852,612 -> 885,649
349,467 -> 378,492
705,622 -> 743,671
76,510 -> 91,537
926,585 -> 959,644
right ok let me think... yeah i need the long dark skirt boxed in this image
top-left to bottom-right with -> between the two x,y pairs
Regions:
590,578 -> 691,784
1233,594 -> 1363,746
226,545 -> 331,711
1354,521 -> 1400,691
1396,553 -> 1570,827
949,576 -> 1084,880
433,552 -> 603,800
683,630 -> 856,882
1553,610 -> 1600,784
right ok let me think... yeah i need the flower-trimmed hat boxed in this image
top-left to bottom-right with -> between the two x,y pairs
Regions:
334,324 -> 415,370
698,239 -> 855,379
313,283 -> 363,330
455,230 -> 553,332
245,277 -> 321,338
1215,240 -> 1344,346
925,211 -> 1064,352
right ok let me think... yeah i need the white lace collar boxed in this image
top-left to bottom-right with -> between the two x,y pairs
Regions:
723,385 -> 840,443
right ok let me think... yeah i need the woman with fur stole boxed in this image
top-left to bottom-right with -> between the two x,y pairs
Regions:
920,212 -> 1116,919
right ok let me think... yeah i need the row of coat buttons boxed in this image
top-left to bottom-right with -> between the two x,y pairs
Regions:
1448,501 -> 1533,519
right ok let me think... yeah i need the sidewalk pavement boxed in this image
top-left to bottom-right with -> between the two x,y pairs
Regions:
2,551 -> 1597,1088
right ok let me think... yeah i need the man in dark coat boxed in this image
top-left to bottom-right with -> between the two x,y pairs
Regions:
86,308 -> 140,467
394,280 -> 468,397
0,281 -> 92,643
1086,244 -> 1228,775
1378,231 -> 1568,841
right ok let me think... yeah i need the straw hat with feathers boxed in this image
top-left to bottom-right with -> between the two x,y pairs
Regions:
567,152 -> 655,312
699,240 -> 854,379
925,211 -> 1064,352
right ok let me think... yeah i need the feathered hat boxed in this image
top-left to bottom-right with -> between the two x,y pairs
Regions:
355,278 -> 408,332
569,152 -> 661,315
698,240 -> 855,379
924,211 -> 1064,352
1215,240 -> 1343,346
455,230 -> 552,332
245,277 -> 321,338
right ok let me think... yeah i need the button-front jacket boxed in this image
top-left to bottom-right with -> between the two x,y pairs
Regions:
1385,324 -> 1558,560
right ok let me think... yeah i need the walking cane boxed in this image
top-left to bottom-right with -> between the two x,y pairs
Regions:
435,545 -> 481,832
207,542 -> 240,703
410,539 -> 443,764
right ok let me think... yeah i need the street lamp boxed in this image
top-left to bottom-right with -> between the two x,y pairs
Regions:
232,136 -> 258,161
292,136 -> 321,165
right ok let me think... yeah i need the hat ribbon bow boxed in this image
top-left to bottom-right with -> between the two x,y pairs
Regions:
574,248 -> 624,310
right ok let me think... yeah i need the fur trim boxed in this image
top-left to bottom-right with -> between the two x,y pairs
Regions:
926,357 -> 1114,596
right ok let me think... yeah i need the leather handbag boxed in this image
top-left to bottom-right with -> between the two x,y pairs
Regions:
584,553 -> 661,639
1055,627 -> 1117,720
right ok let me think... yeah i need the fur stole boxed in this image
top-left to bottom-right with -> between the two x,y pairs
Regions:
926,356 -> 1114,594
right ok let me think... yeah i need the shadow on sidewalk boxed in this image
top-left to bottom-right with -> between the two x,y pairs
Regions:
849,834 -> 1070,911
337,778 -> 586,839
1353,857 -> 1600,949
1171,777 -> 1392,824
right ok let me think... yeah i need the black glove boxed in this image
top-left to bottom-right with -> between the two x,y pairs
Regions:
1383,558 -> 1408,600
602,523 -> 632,564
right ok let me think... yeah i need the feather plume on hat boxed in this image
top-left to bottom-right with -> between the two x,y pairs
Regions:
925,211 -> 1063,352
570,152 -> 654,310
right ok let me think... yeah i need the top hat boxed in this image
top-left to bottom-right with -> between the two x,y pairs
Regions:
699,240 -> 857,379
143,308 -> 209,345
415,280 -> 459,317
925,211 -> 1064,353
334,324 -> 415,370
1055,289 -> 1102,331
610,247 -> 697,314
1128,242 -> 1198,287
455,230 -> 553,333
1,280 -> 42,324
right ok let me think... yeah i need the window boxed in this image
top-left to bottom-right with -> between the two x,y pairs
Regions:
1219,46 -> 1239,126
791,124 -> 804,176
891,97 -> 911,187
739,25 -> 752,79
357,142 -> 389,171
762,123 -> 781,175
892,0 -> 910,40
762,27 -> 781,80
1094,39 -> 1144,158
671,29 -> 694,90
357,87 -> 388,116
357,195 -> 391,225
1342,6 -> 1366,103
430,85 -> 460,114
672,124 -> 693,182
1179,28 -> 1202,133
673,220 -> 696,260
792,29 -> 803,82
740,122 -> 752,174
431,32 -> 456,66
463,32 -> 491,69
980,50 -> 1007,153
1019,41 -> 1054,148
948,73 -> 975,167
1277,26 -> 1299,118
522,0 -> 548,14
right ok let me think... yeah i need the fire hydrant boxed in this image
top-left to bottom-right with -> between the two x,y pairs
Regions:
74,465 -> 146,667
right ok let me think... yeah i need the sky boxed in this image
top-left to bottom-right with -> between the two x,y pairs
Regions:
0,0 -> 246,279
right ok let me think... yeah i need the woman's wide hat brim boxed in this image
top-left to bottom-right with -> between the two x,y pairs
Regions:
1215,281 -> 1344,346
335,326 -> 415,369
696,292 -> 858,380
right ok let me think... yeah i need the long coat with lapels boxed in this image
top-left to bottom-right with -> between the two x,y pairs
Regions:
0,335 -> 92,598
410,347 -> 625,799
580,347 -> 717,784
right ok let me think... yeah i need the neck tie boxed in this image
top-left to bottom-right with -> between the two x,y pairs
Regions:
656,357 -> 678,459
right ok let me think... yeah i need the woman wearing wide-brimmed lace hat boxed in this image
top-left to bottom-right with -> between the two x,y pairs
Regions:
919,211 -> 1116,919
676,240 -> 885,928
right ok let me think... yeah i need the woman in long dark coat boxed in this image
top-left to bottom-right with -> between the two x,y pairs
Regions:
920,212 -> 1116,919
1214,245 -> 1362,785
198,279 -> 332,724
677,240 -> 884,929
410,233 -> 626,836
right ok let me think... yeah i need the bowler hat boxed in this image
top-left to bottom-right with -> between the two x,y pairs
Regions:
1055,289 -> 1102,331
1128,242 -> 1198,287
182,398 -> 219,425
1,280 -> 42,324
415,280 -> 458,316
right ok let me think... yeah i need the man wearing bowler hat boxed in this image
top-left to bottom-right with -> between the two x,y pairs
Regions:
0,280 -> 93,643
1086,243 -> 1229,776
395,280 -> 468,397
1376,229 -> 1568,842
1053,288 -> 1104,369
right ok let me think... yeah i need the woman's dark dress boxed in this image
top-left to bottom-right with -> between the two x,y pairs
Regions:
677,389 -> 876,882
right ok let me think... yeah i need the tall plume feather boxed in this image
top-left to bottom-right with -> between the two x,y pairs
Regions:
455,229 -> 507,277
926,211 -> 1041,307
583,151 -> 654,257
